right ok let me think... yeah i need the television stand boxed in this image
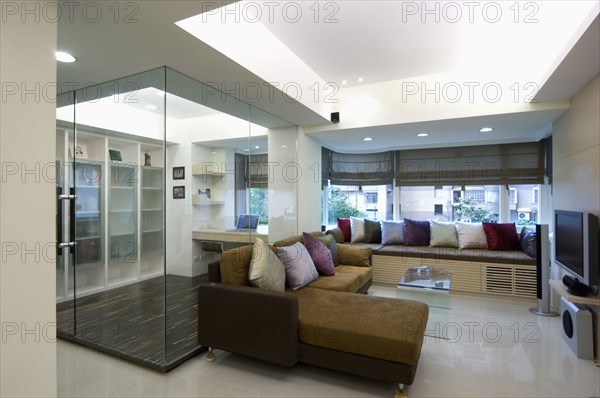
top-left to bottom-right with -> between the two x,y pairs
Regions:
550,279 -> 600,306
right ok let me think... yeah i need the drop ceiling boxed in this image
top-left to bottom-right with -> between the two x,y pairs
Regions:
57,1 -> 600,153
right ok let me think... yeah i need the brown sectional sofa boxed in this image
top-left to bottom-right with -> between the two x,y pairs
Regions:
197,233 -> 429,387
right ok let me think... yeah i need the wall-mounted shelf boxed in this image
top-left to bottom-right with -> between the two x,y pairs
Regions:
191,194 -> 225,205
550,279 -> 600,306
191,163 -> 225,177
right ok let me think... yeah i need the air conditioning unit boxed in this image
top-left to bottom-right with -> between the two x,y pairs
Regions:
518,212 -> 530,220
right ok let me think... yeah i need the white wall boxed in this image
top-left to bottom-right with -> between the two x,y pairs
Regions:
0,6 -> 58,396
551,73 -> 600,358
296,127 -> 323,234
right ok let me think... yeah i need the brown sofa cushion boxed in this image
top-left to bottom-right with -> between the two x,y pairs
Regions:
220,245 -> 254,286
305,272 -> 361,293
292,288 -> 428,365
338,244 -> 371,266
336,265 -> 372,287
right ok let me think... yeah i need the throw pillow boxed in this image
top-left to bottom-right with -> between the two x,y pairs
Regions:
429,220 -> 459,248
248,238 -> 286,292
276,242 -> 319,290
303,233 -> 335,275
455,222 -> 488,249
350,217 -> 366,243
336,218 -> 351,242
403,219 -> 431,246
519,227 -> 537,258
326,226 -> 345,244
317,234 -> 341,266
363,219 -> 382,243
483,222 -> 520,251
337,244 -> 371,266
381,221 -> 404,245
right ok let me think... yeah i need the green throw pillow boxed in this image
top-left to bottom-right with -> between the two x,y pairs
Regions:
317,234 -> 341,266
363,219 -> 382,243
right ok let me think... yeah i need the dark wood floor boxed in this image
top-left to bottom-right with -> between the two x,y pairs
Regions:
57,274 -> 208,371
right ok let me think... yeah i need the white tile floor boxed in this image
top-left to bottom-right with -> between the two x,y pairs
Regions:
58,285 -> 600,397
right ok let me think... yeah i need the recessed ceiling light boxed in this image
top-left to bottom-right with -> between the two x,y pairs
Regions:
55,51 -> 77,63
417,133 -> 430,137
362,137 -> 374,142
480,127 -> 494,133
243,149 -> 249,152
341,80 -> 348,85
282,145 -> 287,148
255,145 -> 260,149
145,104 -> 158,111
357,77 -> 364,83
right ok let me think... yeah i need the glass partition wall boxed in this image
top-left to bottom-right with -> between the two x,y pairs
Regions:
55,67 -> 294,370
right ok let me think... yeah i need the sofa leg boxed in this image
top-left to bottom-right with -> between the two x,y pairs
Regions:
394,383 -> 407,398
205,347 -> 216,362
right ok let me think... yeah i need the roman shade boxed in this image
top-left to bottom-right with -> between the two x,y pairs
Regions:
395,141 -> 545,186
248,154 -> 269,189
322,148 -> 394,186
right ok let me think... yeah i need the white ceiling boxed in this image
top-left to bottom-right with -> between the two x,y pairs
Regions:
57,1 -> 600,153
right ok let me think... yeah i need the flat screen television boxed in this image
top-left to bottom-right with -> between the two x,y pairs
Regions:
554,210 -> 599,289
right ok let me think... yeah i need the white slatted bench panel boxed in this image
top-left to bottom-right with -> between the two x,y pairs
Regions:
372,254 -> 536,297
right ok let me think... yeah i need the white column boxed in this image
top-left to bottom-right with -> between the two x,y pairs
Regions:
1,2 -> 58,396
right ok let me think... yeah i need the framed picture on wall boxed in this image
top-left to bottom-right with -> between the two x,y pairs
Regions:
173,186 -> 185,199
173,166 -> 185,180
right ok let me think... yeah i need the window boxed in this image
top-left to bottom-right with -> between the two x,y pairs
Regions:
464,188 -> 485,204
399,186 -> 498,222
509,187 -> 517,204
365,192 -> 378,204
249,188 -> 268,225
508,184 -> 540,225
324,184 -> 391,226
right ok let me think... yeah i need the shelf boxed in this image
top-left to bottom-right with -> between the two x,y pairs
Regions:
111,186 -> 135,190
142,187 -> 162,191
192,164 -> 225,177
110,232 -> 135,238
142,208 -> 162,212
191,194 -> 224,205
142,228 -> 162,234
550,279 -> 600,306
109,209 -> 135,213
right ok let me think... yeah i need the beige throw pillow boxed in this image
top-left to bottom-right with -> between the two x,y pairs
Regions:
455,222 -> 488,249
248,238 -> 286,292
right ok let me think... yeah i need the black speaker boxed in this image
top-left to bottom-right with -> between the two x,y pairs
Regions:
530,224 -> 559,316
330,112 -> 340,123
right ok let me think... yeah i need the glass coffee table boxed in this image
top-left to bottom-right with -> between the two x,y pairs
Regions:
397,266 -> 452,309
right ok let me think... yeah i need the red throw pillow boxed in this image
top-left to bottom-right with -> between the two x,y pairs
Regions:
482,222 -> 520,250
337,218 -> 351,242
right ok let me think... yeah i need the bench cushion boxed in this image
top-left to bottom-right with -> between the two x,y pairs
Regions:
292,288 -> 428,365
376,244 -> 535,265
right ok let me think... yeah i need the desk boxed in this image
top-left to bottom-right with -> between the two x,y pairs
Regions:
192,229 -> 268,243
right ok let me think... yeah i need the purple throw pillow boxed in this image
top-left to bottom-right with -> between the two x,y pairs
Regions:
303,233 -> 335,275
276,242 -> 319,290
403,219 -> 431,246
